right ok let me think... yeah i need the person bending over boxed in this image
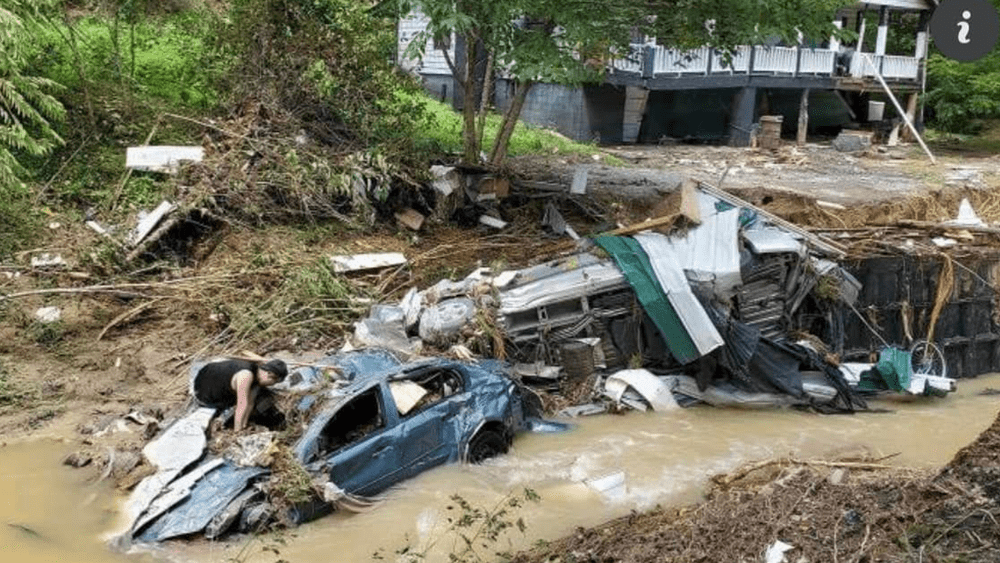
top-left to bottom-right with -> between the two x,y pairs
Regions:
193,358 -> 288,431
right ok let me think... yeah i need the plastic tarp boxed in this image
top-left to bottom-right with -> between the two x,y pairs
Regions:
859,347 -> 911,392
593,235 -> 701,364
633,233 -> 724,356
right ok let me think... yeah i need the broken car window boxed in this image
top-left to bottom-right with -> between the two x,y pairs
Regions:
317,386 -> 385,455
390,368 -> 464,417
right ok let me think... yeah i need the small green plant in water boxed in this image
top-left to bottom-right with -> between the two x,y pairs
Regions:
374,488 -> 541,562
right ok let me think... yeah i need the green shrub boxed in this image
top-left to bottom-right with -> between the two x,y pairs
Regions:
27,10 -> 230,110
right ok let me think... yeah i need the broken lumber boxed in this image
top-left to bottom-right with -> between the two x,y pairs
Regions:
605,179 -> 701,236
873,220 -> 1000,236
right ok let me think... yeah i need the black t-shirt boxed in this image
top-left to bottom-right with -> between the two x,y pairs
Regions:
193,359 -> 257,408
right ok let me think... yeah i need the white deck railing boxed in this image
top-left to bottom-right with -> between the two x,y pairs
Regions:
711,46 -> 751,73
651,46 -> 711,74
849,53 -> 883,77
599,42 -> 918,82
612,45 -> 644,74
752,46 -> 799,74
798,49 -> 836,75
881,55 -> 920,79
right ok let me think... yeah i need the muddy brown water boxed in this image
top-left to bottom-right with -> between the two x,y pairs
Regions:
4,374 -> 1000,563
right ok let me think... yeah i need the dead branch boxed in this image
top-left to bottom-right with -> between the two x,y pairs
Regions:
97,298 -> 167,341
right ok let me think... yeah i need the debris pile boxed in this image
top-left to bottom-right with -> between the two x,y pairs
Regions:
349,179 -> 959,414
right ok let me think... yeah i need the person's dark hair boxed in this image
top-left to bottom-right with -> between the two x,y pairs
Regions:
261,359 -> 288,381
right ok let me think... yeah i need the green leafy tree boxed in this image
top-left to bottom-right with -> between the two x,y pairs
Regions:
923,0 -> 1000,135
400,0 -> 849,166
925,53 -> 1000,134
0,0 -> 65,192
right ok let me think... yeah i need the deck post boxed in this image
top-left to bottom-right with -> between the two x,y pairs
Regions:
856,10 -> 867,55
622,86 -> 649,144
797,88 -> 810,146
915,11 -> 930,59
729,86 -> 757,147
830,19 -> 843,51
875,6 -> 889,56
901,92 -> 919,142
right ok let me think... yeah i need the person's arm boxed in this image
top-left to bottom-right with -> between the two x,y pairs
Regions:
232,370 -> 256,431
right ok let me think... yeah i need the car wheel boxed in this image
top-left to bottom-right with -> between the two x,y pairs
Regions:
467,429 -> 507,464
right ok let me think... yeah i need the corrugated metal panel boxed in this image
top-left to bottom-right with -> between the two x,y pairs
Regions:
743,227 -> 804,255
655,195 -> 742,299
634,233 -> 724,356
594,236 -> 701,364
498,262 -> 627,315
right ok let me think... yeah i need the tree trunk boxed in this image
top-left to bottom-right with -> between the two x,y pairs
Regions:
461,34 -> 480,164
58,15 -> 96,127
476,49 -> 495,154
489,79 -> 533,166
797,88 -> 809,146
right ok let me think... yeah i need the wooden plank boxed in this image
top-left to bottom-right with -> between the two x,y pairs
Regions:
126,146 -> 203,174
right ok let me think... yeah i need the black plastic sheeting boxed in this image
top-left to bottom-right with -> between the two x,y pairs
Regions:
703,299 -> 866,413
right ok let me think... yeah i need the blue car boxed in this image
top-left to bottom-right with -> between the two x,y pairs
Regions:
128,352 -> 544,543
294,356 -> 533,497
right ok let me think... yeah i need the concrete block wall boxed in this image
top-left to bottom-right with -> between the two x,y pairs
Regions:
494,80 -> 627,144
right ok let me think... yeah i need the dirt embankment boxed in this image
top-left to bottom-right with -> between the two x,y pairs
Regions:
513,409 -> 1000,563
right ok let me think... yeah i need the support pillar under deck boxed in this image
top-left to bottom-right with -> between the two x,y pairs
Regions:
729,86 -> 757,147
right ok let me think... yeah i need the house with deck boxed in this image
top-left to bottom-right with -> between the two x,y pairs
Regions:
397,0 -> 932,145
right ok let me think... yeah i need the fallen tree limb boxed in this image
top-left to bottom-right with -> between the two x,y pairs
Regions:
0,274 -> 238,302
97,298 -> 167,341
712,457 -> 902,488
1,287 -> 152,301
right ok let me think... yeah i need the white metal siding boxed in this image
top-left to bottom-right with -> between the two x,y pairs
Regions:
398,13 -> 454,76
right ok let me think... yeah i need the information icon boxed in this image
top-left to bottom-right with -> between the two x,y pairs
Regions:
930,0 -> 1000,62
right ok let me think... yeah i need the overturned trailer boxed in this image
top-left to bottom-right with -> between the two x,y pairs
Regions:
491,182 -> 961,407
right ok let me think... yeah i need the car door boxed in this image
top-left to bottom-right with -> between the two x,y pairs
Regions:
391,366 -> 469,480
321,383 -> 405,497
